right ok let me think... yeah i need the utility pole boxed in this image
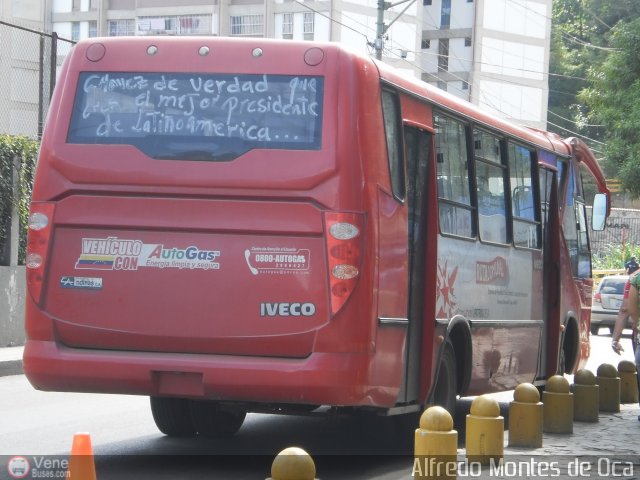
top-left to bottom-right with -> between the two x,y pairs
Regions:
374,0 -> 417,61
375,0 -> 386,60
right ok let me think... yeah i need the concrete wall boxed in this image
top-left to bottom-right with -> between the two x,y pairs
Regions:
0,266 -> 25,347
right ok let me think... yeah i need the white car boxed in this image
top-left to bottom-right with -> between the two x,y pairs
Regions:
591,275 -> 628,335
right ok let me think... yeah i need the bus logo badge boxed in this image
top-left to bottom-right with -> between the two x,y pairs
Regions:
260,302 -> 316,317
60,276 -> 103,290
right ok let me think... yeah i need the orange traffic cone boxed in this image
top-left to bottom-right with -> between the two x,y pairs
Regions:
66,433 -> 97,480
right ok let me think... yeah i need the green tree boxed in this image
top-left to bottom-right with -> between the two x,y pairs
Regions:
549,0 -> 640,161
0,135 -> 38,265
579,18 -> 640,196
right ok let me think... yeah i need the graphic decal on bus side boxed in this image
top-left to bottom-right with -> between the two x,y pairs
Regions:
436,260 -> 458,318
244,247 -> 310,275
75,237 -> 220,271
476,256 -> 509,286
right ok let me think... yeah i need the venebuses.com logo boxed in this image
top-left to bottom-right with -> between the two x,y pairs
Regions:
5,456 -> 68,479
6,457 -> 30,479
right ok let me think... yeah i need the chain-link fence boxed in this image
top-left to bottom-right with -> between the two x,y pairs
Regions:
0,22 -> 73,265
0,21 -> 75,138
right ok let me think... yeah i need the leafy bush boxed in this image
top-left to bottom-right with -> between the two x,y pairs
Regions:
592,243 -> 640,271
0,135 -> 38,265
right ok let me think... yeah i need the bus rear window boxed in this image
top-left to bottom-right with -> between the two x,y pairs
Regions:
68,72 -> 324,161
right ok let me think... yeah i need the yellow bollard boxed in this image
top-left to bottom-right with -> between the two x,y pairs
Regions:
414,406 -> 458,480
542,375 -> 573,434
508,383 -> 543,448
618,360 -> 639,404
596,363 -> 621,413
572,369 -> 599,423
267,447 -> 317,480
466,395 -> 503,465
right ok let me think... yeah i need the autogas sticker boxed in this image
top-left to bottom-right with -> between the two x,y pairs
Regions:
75,237 -> 220,271
60,276 -> 103,290
244,247 -> 310,275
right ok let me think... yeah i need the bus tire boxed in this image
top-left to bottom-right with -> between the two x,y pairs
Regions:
190,401 -> 246,438
432,340 -> 457,416
150,397 -> 196,437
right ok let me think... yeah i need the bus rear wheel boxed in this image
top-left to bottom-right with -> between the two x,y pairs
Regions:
432,341 -> 457,416
189,401 -> 247,438
150,397 -> 196,437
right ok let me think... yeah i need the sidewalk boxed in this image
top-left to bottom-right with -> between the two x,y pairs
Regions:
0,345 -> 23,377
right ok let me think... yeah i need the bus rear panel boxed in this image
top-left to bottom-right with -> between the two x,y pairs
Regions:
24,37 -> 398,410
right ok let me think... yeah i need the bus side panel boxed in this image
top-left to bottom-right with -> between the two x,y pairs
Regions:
437,237 -> 543,394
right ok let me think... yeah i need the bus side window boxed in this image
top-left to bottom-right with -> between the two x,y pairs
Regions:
381,90 -> 405,202
434,114 -> 474,238
474,129 -> 507,244
509,143 -> 541,249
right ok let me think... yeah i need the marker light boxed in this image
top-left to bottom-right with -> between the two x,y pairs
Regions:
28,212 -> 49,231
332,264 -> 359,280
329,222 -> 359,240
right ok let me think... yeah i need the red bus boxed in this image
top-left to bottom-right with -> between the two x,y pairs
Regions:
24,37 -> 609,437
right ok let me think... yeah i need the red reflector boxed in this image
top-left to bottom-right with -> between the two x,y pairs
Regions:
593,293 -> 601,303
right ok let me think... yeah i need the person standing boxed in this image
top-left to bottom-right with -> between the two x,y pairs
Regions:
612,271 -> 640,419
625,256 -> 639,274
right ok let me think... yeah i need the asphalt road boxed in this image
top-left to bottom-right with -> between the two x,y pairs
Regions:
0,331 -> 635,480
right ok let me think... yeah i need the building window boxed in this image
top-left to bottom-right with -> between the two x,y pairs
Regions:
423,0 -> 432,4
462,81 -> 469,90
137,15 -> 211,35
71,22 -> 80,41
88,21 -> 97,37
465,37 -> 472,47
230,14 -> 264,36
438,39 -> 449,72
303,12 -> 314,40
72,0 -> 81,11
441,0 -> 451,28
178,15 -> 211,34
421,39 -> 431,49
282,13 -> 293,39
108,19 -> 135,36
89,0 -> 99,10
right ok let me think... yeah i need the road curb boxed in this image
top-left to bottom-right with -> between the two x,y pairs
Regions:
0,359 -> 23,377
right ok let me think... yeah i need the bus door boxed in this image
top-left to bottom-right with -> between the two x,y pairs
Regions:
538,166 -> 560,378
400,125 -> 432,403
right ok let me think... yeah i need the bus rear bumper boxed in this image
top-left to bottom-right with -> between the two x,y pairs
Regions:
23,340 -> 392,407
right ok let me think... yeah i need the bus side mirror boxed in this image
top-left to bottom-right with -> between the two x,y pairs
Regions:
592,193 -> 608,231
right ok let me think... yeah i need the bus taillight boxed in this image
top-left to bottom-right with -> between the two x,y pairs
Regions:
324,212 -> 364,316
26,203 -> 55,304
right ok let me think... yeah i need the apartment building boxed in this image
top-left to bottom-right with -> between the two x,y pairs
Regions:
422,0 -> 551,129
50,0 -> 421,76
0,0 -> 551,135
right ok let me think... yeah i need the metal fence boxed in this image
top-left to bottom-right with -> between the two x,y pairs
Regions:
589,208 -> 640,261
0,21 -> 75,138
